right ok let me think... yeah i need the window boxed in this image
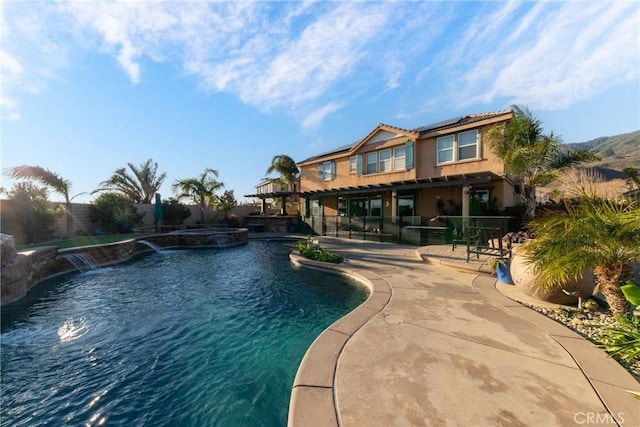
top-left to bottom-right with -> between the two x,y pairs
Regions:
311,200 -> 322,217
437,135 -> 454,164
318,161 -> 335,181
349,198 -> 369,217
370,197 -> 382,217
366,152 -> 377,174
437,130 -> 479,164
393,146 -> 406,170
349,156 -> 357,174
338,198 -> 347,216
379,149 -> 391,172
398,196 -> 414,217
472,189 -> 489,205
359,142 -> 413,175
458,130 -> 478,160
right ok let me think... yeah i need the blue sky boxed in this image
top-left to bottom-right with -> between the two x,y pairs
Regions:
2,0 -> 639,204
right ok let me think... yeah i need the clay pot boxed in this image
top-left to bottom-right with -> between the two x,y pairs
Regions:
510,246 -> 596,305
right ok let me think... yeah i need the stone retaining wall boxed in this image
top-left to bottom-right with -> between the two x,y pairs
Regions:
1,229 -> 248,306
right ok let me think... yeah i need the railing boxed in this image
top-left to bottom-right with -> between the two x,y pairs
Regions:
299,215 -> 521,247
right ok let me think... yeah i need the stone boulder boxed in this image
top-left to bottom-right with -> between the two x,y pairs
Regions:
1,233 -> 17,267
1,233 -> 27,304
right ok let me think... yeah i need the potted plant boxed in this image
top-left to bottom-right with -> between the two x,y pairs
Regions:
488,256 -> 513,284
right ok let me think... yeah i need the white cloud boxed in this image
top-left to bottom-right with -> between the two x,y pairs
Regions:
301,101 -> 343,129
2,0 -> 637,127
1,97 -> 21,121
1,50 -> 23,84
437,1 -> 640,111
1,1 -> 72,120
211,2 -> 391,111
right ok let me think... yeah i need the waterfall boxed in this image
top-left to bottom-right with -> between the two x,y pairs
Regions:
137,240 -> 164,253
63,253 -> 98,273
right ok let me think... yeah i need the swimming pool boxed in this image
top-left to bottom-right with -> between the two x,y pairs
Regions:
1,241 -> 367,426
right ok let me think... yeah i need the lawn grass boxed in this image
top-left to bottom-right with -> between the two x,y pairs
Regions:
16,234 -> 156,251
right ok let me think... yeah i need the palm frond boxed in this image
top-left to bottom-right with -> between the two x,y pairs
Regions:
5,165 -> 71,202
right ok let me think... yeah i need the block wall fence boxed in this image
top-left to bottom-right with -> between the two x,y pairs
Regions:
0,200 -> 279,241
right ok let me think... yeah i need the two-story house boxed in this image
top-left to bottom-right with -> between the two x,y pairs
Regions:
251,178 -> 300,215
296,110 -> 519,243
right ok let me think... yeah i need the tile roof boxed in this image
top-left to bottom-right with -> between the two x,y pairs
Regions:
299,142 -> 354,164
413,110 -> 511,134
298,110 -> 512,164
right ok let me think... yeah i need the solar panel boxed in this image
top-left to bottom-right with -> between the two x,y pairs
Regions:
414,116 -> 463,133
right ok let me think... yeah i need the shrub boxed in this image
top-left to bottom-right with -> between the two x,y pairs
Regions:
600,315 -> 640,362
599,282 -> 640,363
296,237 -> 343,264
2,182 -> 59,244
90,192 -> 144,233
162,198 -> 191,225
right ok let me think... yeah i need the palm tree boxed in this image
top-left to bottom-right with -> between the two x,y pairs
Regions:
485,105 -> 599,219
172,168 -> 224,224
4,165 -> 83,238
265,154 -> 299,190
525,188 -> 640,318
93,159 -> 166,204
265,154 -> 299,215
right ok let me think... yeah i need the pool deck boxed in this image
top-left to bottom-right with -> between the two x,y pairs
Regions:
276,235 -> 639,427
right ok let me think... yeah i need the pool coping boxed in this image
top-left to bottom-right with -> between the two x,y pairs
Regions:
287,253 -> 392,426
288,245 -> 640,427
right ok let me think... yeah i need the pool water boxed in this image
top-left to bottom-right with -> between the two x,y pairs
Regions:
1,241 -> 367,426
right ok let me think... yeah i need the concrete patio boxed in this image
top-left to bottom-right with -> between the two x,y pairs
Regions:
284,237 -> 639,427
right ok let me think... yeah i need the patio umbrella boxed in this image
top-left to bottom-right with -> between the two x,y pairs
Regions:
154,193 -> 163,232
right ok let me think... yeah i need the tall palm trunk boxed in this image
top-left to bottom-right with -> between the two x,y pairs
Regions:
524,185 -> 537,219
595,264 -> 632,318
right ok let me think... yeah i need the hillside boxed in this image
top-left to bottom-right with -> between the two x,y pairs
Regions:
565,130 -> 640,173
537,129 -> 639,200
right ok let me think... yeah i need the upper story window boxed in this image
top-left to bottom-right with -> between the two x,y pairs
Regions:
349,156 -> 357,174
437,130 -> 479,164
458,130 -> 479,160
393,146 -> 406,170
357,141 -> 414,176
437,135 -> 454,163
318,160 -> 336,181
379,149 -> 391,172
366,152 -> 377,174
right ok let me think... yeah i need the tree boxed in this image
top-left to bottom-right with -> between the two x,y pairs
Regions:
484,105 -> 599,219
172,168 -> 224,224
265,154 -> 299,189
4,165 -> 82,238
161,198 -> 192,225
89,192 -> 144,234
525,188 -> 640,318
265,154 -> 300,215
93,159 -> 166,204
1,182 -> 58,244
216,190 -> 238,218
